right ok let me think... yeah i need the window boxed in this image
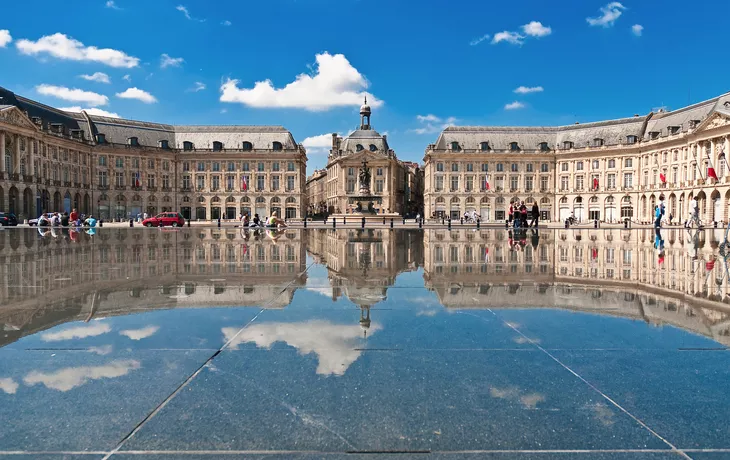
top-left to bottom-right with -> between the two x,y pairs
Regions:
592,160 -> 599,170
539,142 -> 549,151
182,161 -> 190,172
540,176 -> 549,190
212,162 -> 220,172
377,167 -> 383,176
148,159 -> 155,169
623,173 -> 633,188
435,176 -> 444,191
481,163 -> 488,172
369,144 -> 377,151
541,163 -> 548,173
593,138 -> 604,147
509,163 -> 517,172
626,135 -> 637,144
287,175 -> 295,191
242,141 -> 253,151
607,173 -> 616,189
509,176 -> 518,191
115,171 -> 124,186
451,142 -> 460,151
116,157 -> 124,168
576,161 -> 583,171
96,133 -> 106,144
163,160 -> 170,171
99,155 -> 107,166
525,176 -> 533,191
159,140 -> 169,149
608,159 -> 616,168
197,162 -> 205,172
213,141 -> 223,151
242,162 -> 249,172
451,163 -> 459,172
271,176 -> 280,191
127,137 -> 139,146
480,141 -> 490,151
450,176 -> 459,191
356,144 -> 364,151
256,175 -> 264,190
196,175 -> 205,189
375,179 -> 384,193
98,170 -> 108,187
287,161 -> 295,171
183,141 -> 194,151
575,176 -> 584,190
163,175 -> 170,189
346,178 -> 355,193
466,163 -> 473,172
257,162 -> 264,172
563,141 -> 573,149
526,163 -> 533,173
272,162 -> 280,172
466,176 -> 473,191
227,162 -> 235,172
561,163 -> 568,172
509,142 -> 519,151
436,163 -> 444,172
147,174 -> 155,188
560,176 -> 569,191
624,158 -> 632,168
272,141 -> 282,151
496,163 -> 504,172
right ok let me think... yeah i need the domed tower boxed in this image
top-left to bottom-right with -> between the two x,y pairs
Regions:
360,96 -> 371,130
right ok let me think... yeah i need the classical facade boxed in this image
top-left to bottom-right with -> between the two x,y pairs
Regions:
424,91 -> 730,223
0,86 -> 307,221
305,102 -> 409,216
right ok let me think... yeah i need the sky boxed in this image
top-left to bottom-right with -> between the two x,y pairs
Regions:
1,0 -> 730,173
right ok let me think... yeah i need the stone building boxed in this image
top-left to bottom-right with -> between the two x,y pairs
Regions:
424,91 -> 730,223
0,86 -> 307,221
305,101 -> 409,216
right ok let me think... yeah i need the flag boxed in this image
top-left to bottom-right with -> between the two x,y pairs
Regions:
706,260 -> 716,271
242,175 -> 248,192
135,172 -> 140,187
706,149 -> 718,180
485,247 -> 489,263
484,176 -> 490,191
659,173 -> 666,184
592,177 -> 599,190
591,247 -> 598,260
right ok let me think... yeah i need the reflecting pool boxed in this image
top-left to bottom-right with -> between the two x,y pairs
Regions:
1,226 -> 730,458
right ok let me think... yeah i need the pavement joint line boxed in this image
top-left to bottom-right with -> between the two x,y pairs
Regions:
100,259 -> 320,460
487,308 -> 692,460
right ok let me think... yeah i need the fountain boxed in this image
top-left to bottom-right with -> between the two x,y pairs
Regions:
331,159 -> 401,221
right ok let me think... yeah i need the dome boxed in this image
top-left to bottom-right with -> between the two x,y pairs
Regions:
360,104 -> 371,115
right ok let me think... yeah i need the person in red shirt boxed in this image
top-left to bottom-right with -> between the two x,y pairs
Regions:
69,208 -> 78,223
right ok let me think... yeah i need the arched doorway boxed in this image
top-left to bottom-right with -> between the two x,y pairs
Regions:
8,186 -> 18,214
22,187 -> 33,218
0,186 -> 4,212
696,190 -> 707,222
495,196 -> 506,221
226,196 -> 236,219
98,194 -> 110,220
573,196 -> 584,222
285,196 -> 297,219
678,194 -> 684,222
255,196 -> 266,218
130,194 -> 142,218
53,191 -> 61,211
588,195 -> 600,221
711,189 -> 722,223
434,197 -> 445,218
63,191 -> 72,213
539,197 -> 551,221
558,196 -> 570,221
640,195 -> 647,222
465,196 -> 476,215
621,196 -> 633,220
668,193 -> 676,221
162,195 -> 172,213
83,193 -> 90,214
196,196 -> 206,220
147,195 -> 158,216
604,196 -> 616,222
114,194 -> 127,220
40,190 -> 50,213
480,196 -> 490,221
649,194 -> 656,222
270,196 -> 281,217
74,193 -> 81,212
449,197 -> 460,220
240,196 -> 251,218
725,190 -> 730,223
211,196 -> 221,220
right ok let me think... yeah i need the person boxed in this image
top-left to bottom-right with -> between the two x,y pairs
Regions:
69,208 -> 78,223
38,213 -> 50,227
267,210 -> 287,228
251,213 -> 261,227
61,212 -> 70,227
508,205 -> 514,227
50,213 -> 61,227
143,212 -> 148,221
241,213 -> 250,227
654,205 -> 663,228
84,215 -> 98,227
686,197 -> 699,227
530,201 -> 540,227
668,213 -> 673,225
519,201 -> 528,227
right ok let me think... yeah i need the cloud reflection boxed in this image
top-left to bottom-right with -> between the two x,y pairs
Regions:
41,322 -> 111,342
23,359 -> 141,391
0,377 -> 19,394
223,320 -> 381,376
119,326 -> 159,341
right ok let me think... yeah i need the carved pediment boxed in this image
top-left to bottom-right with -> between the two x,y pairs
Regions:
695,112 -> 730,133
0,107 -> 40,131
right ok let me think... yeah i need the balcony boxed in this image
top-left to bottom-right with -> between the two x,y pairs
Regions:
162,187 -> 172,192
63,181 -> 72,187
147,186 -> 158,192
74,182 -> 81,188
622,186 -> 633,191
53,180 -> 61,186
114,185 -> 127,190
180,187 -> 191,192
10,173 -> 20,181
23,175 -> 33,183
99,184 -> 109,190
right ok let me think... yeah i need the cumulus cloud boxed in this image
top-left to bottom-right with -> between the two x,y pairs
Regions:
116,87 -> 157,103
0,30 -> 12,48
122,74 -> 131,82
119,326 -> 159,340
105,0 -> 120,9
410,114 -> 457,135
221,20 -> 232,26
176,5 -> 204,22
59,106 -> 120,118
160,53 -> 184,68
587,2 -> 626,27
505,101 -> 526,110
492,31 -> 525,45
0,377 -> 19,394
224,320 -> 381,376
514,86 -> 543,94
80,71 -> 110,83
302,133 -> 333,154
522,21 -> 552,37
469,34 -> 490,46
188,81 -> 206,92
631,24 -> 643,36
41,322 -> 111,342
36,85 -> 109,106
220,52 -> 383,111
23,360 -> 141,392
16,33 -> 139,68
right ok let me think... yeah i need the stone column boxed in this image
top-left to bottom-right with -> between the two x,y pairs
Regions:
27,137 -> 34,179
15,134 -> 21,174
0,131 -> 5,173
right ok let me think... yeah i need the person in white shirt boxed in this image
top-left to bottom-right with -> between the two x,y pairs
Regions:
686,197 -> 699,227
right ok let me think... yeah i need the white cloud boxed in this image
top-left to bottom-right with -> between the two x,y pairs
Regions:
41,322 -> 111,342
36,84 -> 109,106
16,33 -> 139,68
122,74 -> 131,82
631,24 -> 643,36
469,34 -> 490,46
80,71 -> 110,83
491,31 -> 525,45
514,86 -> 544,94
59,106 -> 120,118
224,320 -> 381,376
188,81 -> 206,92
220,52 -> 383,111
587,2 -> 626,27
105,0 -> 120,9
0,377 -> 19,394
521,21 -> 552,37
116,87 -> 157,103
302,133 -> 333,149
505,101 -> 526,110
23,360 -> 141,392
490,386 -> 546,410
0,30 -> 12,48
221,20 -> 232,26
176,4 -> 204,22
87,345 -> 113,355
411,114 -> 457,135
119,326 -> 159,340
160,53 -> 184,68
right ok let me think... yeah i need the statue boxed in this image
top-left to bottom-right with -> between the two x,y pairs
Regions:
355,201 -> 362,212
358,160 -> 371,192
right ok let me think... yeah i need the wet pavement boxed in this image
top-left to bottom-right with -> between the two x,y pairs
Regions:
1,226 -> 730,459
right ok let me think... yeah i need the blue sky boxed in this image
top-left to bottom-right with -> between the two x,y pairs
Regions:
1,0 -> 730,173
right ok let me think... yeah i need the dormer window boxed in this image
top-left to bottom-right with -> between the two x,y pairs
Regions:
127,137 -> 139,147
509,142 -> 519,151
50,123 -> 64,134
689,119 -> 701,129
242,141 -> 253,151
356,144 -> 364,151
668,126 -> 680,134
31,116 -> 42,126
96,133 -> 106,144
649,131 -> 659,140
159,140 -> 169,149
450,141 -> 461,151
538,142 -> 550,152
273,141 -> 283,151
70,129 -> 84,140
626,135 -> 637,144
212,141 -> 223,152
480,141 -> 490,151
183,141 -> 194,151
593,138 -> 604,147
369,144 -> 377,152
563,141 -> 573,149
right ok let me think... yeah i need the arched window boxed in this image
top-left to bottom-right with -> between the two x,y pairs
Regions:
211,196 -> 221,203
509,142 -> 520,151
127,137 -> 139,147
242,141 -> 253,151
213,141 -> 223,151
183,141 -> 194,151
255,196 -> 266,204
538,142 -> 550,152
182,196 -> 191,203
480,141 -> 490,151
369,144 -> 377,151
286,196 -> 296,204
356,144 -> 364,151
272,141 -> 283,151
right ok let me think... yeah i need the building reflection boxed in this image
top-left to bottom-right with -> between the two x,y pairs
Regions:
1,226 -> 730,348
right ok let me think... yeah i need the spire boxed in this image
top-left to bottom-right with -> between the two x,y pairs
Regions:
359,95 -> 371,130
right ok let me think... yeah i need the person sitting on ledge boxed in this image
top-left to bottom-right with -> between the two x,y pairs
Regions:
84,215 -> 97,227
266,211 -> 287,229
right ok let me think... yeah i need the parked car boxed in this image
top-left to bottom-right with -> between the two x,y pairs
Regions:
28,213 -> 54,226
142,212 -> 185,227
0,212 -> 18,226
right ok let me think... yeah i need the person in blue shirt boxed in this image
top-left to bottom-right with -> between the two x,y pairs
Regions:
84,215 -> 98,227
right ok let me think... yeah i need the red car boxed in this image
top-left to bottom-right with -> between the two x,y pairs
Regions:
143,212 -> 185,227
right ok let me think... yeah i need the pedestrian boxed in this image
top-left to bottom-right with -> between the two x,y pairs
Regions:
70,208 -> 78,223
143,211 -> 148,221
508,204 -> 514,227
530,201 -> 540,227
668,213 -> 673,225
60,212 -> 70,227
519,201 -> 528,227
